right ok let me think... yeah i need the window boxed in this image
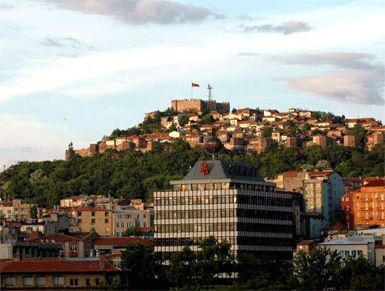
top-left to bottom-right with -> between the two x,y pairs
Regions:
4,277 -> 15,286
86,278 -> 90,286
92,211 -> 95,216
95,278 -> 100,285
36,276 -> 46,286
105,219 -> 109,223
70,245 -> 77,251
92,219 -> 95,224
53,276 -> 64,286
23,276 -> 33,286
70,278 -> 78,286
77,211 -> 82,216
78,219 -> 82,223
105,211 -> 109,216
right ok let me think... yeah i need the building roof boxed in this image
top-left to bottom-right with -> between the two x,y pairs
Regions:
0,258 -> 120,273
94,237 -> 153,248
178,160 -> 265,183
318,236 -> 375,246
363,179 -> 385,187
0,202 -> 13,207
308,170 -> 334,178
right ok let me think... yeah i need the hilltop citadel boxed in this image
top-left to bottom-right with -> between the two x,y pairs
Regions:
66,98 -> 385,159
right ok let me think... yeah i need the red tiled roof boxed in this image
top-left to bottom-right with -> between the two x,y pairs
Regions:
105,253 -> 122,259
0,202 -> 13,207
70,232 -> 93,240
363,179 -> 385,187
44,234 -> 81,242
282,171 -> 299,177
138,227 -> 154,233
25,231 -> 44,242
94,237 -> 153,248
308,170 -> 333,178
73,207 -> 109,212
0,258 -> 120,273
343,177 -> 363,183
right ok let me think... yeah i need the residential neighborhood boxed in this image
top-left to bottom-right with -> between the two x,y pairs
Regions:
66,99 -> 384,159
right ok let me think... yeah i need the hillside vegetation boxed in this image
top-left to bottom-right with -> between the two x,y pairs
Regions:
0,140 -> 384,208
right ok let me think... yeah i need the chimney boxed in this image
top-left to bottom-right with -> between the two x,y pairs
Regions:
13,254 -> 20,262
98,254 -> 105,271
64,241 -> 70,258
78,241 -> 85,258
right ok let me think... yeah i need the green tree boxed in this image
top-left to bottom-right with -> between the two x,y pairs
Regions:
168,236 -> 235,288
122,227 -> 142,237
262,126 -> 273,138
167,246 -> 197,288
301,123 -> 311,133
120,242 -> 164,290
179,114 -> 189,127
200,114 -> 214,125
339,255 -> 384,290
291,248 -> 342,290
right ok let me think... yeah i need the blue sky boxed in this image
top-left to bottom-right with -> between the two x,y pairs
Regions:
0,0 -> 384,168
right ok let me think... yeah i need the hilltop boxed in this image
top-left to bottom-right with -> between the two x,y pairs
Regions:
68,100 -> 384,159
0,100 -> 384,208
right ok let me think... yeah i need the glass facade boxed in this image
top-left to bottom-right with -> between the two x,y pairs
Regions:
154,183 -> 293,260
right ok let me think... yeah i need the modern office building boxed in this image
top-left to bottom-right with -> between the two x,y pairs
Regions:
154,160 -> 293,260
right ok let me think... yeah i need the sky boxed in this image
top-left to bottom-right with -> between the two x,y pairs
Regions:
1,0 -> 385,169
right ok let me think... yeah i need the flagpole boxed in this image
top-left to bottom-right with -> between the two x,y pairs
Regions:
190,80 -> 192,99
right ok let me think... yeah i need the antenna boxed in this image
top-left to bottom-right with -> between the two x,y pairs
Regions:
207,84 -> 212,102
207,84 -> 213,111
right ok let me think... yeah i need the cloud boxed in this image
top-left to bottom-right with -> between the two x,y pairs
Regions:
41,37 -> 95,50
273,52 -> 385,105
0,4 -> 13,9
0,45 -> 221,102
237,52 -> 260,57
242,21 -> 312,35
272,52 -> 376,70
0,114 -> 92,164
237,14 -> 253,21
35,0 -> 224,25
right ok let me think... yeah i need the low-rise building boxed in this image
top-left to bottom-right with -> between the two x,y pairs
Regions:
113,205 -> 153,237
318,236 -> 372,259
0,200 -> 34,221
70,208 -> 113,237
0,257 -> 121,290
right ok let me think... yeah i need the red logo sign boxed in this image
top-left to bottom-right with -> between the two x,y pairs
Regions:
200,161 -> 209,176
